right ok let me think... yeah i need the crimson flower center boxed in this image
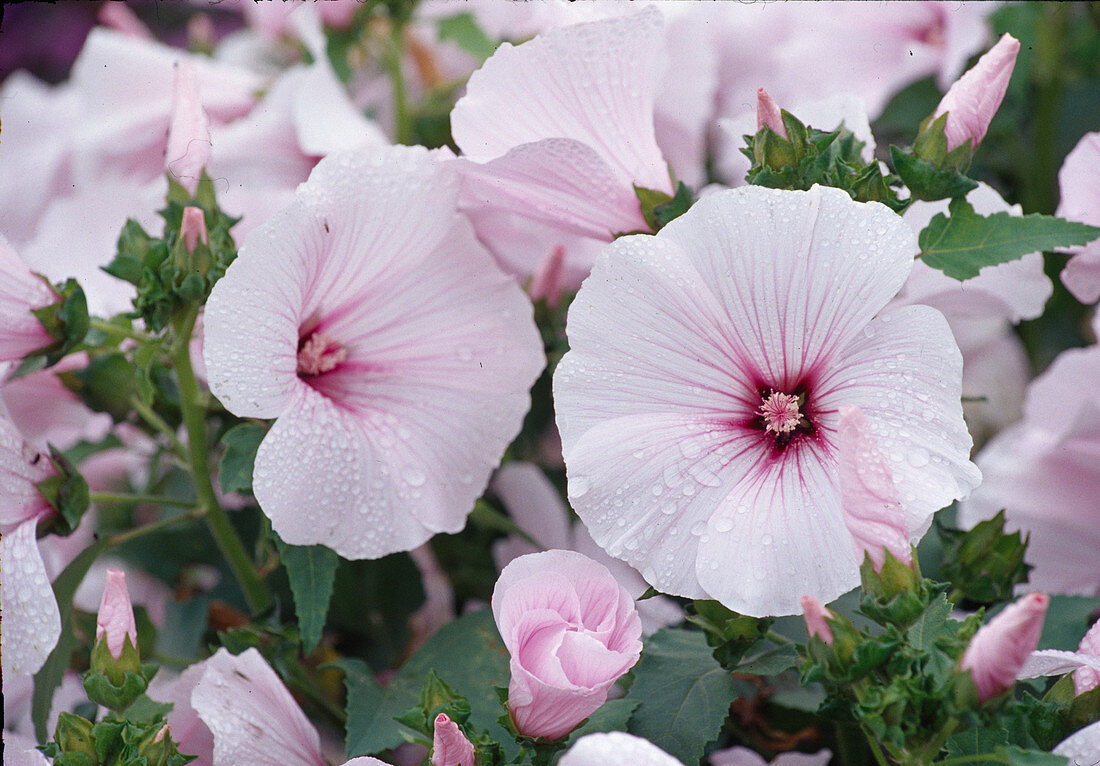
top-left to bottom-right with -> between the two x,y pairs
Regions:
297,332 -> 346,377
757,391 -> 803,434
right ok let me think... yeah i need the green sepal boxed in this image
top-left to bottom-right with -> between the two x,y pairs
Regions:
890,145 -> 978,202
684,599 -> 770,667
913,111 -> 950,166
858,549 -> 935,629
86,634 -> 148,710
938,510 -> 1032,607
633,181 -> 693,233
1066,683 -> 1100,732
62,352 -> 139,423
90,719 -> 126,764
29,277 -> 90,367
52,753 -> 98,766
54,712 -> 98,763
35,446 -> 90,535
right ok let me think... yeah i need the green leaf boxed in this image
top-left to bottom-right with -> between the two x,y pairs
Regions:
275,537 -> 339,654
1040,594 -> 1100,651
66,353 -> 138,422
919,199 -> 1100,280
564,699 -> 639,748
34,539 -> 110,742
734,643 -> 800,676
335,609 -> 515,759
217,423 -> 267,494
993,746 -> 1069,765
625,628 -> 739,764
437,13 -> 499,61
906,593 -> 952,651
946,724 -> 1010,757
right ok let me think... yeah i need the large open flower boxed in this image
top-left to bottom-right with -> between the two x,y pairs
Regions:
203,145 -> 543,559
553,184 -> 980,616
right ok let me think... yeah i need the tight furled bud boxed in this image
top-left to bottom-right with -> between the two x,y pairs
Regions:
180,206 -> 208,253
96,569 -> 138,660
756,88 -> 787,139
929,33 -> 1020,153
800,595 -> 834,646
431,713 -> 475,766
960,592 -> 1049,702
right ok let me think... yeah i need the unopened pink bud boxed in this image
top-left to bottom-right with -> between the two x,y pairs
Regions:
98,1 -> 153,38
96,569 -> 138,660
530,245 -> 566,308
431,713 -> 475,766
181,207 -> 208,253
153,724 -> 169,743
166,61 -> 212,194
1074,619 -> 1100,696
932,33 -> 1020,152
756,88 -> 787,139
961,592 -> 1049,702
800,595 -> 834,646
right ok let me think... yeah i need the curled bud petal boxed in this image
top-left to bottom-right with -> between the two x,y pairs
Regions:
931,33 -> 1020,152
181,207 -> 209,253
837,405 -> 911,571
166,60 -> 212,193
98,1 -> 152,38
961,592 -> 1049,702
800,595 -> 834,646
96,569 -> 138,660
431,713 -> 475,766
530,245 -> 566,308
756,88 -> 787,139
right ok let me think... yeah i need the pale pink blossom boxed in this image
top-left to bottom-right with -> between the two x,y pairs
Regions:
931,33 -> 1020,153
0,409 -> 60,677
189,647 -> 393,766
492,550 -> 643,740
2,359 -> 112,449
756,89 -> 786,137
960,592 -> 1049,702
431,713 -> 475,766
491,463 -> 683,636
203,146 -> 543,558
0,235 -> 57,362
1054,719 -> 1100,764
452,9 -> 672,244
166,62 -> 213,194
896,182 -> 1051,443
799,596 -> 834,646
710,745 -> 833,766
560,732 -> 681,766
958,322 -> 1100,596
1057,131 -> 1100,304
554,184 -> 979,616
837,406 -> 911,570
95,569 -> 139,659
1018,619 -> 1100,696
148,662 -> 216,765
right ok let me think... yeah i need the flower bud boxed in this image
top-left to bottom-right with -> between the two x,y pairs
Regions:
180,207 -> 208,254
800,595 -> 834,646
756,88 -> 787,139
530,245 -> 567,308
960,592 -> 1049,702
928,33 -> 1020,154
134,723 -> 184,766
166,60 -> 211,194
53,712 -> 97,762
96,569 -> 138,661
431,713 -> 475,766
492,550 -> 642,740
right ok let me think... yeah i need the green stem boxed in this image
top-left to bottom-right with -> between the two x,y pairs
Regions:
469,500 -> 539,547
89,318 -> 152,343
865,733 -> 893,766
173,306 -> 272,614
130,395 -> 186,458
106,508 -> 205,547
385,22 -> 412,145
1022,2 -> 1065,215
921,717 -> 959,763
765,630 -> 792,645
91,492 -> 195,508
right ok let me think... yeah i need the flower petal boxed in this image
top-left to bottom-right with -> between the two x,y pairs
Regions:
0,235 -> 56,362
191,648 -> 325,766
560,732 -> 681,766
1,519 -> 61,677
1018,649 -> 1100,681
1054,720 -> 1100,765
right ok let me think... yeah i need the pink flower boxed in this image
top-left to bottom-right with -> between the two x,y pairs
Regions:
958,318 -> 1100,596
203,146 -> 543,559
756,88 -> 786,137
452,9 -> 672,243
0,409 -> 60,676
95,569 -> 138,660
0,235 -> 57,362
961,592 -> 1049,702
491,550 -> 643,740
1057,131 -> 1100,304
491,463 -> 683,636
165,61 -> 212,194
1019,619 -> 1100,696
799,596 -> 834,646
837,406 -> 911,570
431,713 -> 475,766
189,648 -> 392,766
560,732 -> 680,766
554,184 -> 979,616
930,33 -> 1020,153
710,744 -> 832,766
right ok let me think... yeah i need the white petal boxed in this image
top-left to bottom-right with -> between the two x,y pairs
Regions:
1,519 -> 61,677
560,732 -> 682,766
1018,649 -> 1100,680
191,648 -> 325,766
1054,720 -> 1100,764
817,305 -> 981,539
451,8 -> 668,192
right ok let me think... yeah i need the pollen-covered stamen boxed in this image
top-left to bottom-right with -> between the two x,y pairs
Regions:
297,332 -> 347,377
757,391 -> 803,435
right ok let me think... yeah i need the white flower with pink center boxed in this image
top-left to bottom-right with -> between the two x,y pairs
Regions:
203,145 -> 543,559
553,184 -> 980,617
